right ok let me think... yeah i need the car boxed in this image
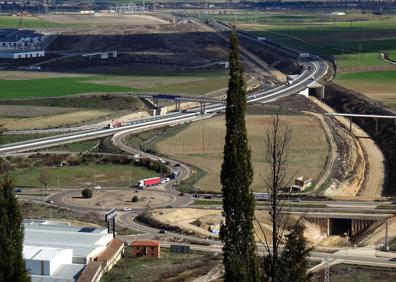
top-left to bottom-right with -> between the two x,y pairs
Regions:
45,200 -> 54,204
160,180 -> 166,184
94,185 -> 102,190
174,163 -> 181,167
15,188 -> 23,193
158,229 -> 167,234
123,207 -> 132,211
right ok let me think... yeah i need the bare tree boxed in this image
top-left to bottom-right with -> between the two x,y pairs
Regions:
257,115 -> 312,282
257,115 -> 292,281
39,168 -> 49,199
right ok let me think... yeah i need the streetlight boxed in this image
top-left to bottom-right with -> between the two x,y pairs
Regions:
344,232 -> 349,257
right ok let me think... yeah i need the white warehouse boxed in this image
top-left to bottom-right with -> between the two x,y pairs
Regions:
0,29 -> 46,59
23,220 -> 123,282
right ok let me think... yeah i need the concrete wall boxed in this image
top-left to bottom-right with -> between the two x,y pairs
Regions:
26,249 -> 73,276
50,249 -> 73,275
308,86 -> 325,100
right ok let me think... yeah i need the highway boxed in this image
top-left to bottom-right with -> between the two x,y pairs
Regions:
0,58 -> 327,155
9,20 -> 396,272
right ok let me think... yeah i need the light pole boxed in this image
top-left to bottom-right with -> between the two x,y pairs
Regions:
344,232 -> 349,257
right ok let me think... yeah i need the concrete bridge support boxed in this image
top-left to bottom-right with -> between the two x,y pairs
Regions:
306,217 -> 330,236
200,102 -> 206,113
307,82 -> 325,100
351,219 -> 376,237
305,217 -> 377,238
175,100 -> 181,111
308,86 -> 325,100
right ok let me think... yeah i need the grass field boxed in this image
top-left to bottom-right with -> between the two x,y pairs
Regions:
335,70 -> 396,111
11,164 -> 159,188
0,15 -> 53,28
0,69 -> 227,99
0,76 -> 134,99
0,14 -> 167,28
156,115 -> 329,192
2,110 -> 112,130
207,11 -> 396,109
0,104 -> 78,118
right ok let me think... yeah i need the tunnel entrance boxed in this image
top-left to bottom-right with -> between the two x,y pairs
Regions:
329,218 -> 351,236
308,88 -> 317,97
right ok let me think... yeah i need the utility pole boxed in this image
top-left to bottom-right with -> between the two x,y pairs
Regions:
324,258 -> 330,282
384,219 -> 389,252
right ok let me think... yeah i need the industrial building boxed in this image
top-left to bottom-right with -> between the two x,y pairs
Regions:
0,29 -> 46,59
23,220 -> 124,282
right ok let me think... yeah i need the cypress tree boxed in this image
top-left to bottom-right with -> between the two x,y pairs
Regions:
0,175 -> 30,282
220,26 -> 259,282
278,224 -> 312,282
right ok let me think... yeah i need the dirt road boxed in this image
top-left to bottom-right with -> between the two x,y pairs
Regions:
310,97 -> 384,199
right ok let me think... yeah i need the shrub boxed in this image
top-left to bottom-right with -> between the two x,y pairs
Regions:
132,196 -> 139,202
81,188 -> 93,199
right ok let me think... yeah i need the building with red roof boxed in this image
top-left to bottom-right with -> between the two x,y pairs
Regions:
131,241 -> 160,259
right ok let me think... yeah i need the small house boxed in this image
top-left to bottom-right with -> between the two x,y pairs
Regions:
131,241 -> 160,259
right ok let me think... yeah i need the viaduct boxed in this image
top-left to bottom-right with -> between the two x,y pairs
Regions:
302,212 -> 392,237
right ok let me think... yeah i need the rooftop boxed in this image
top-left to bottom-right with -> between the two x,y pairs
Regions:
31,264 -> 85,282
24,219 -> 108,233
131,240 -> 160,247
23,245 -> 68,261
24,220 -> 112,259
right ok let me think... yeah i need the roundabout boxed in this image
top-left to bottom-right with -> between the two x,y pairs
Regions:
64,188 -> 175,210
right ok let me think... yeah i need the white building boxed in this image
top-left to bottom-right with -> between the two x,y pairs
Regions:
0,29 -> 46,59
23,220 -> 118,282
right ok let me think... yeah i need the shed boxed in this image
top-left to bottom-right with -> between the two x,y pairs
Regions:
131,241 -> 160,259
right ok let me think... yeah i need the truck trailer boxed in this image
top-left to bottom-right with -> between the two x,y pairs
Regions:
138,177 -> 161,188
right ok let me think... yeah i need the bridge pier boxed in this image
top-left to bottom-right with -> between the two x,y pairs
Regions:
175,100 -> 181,111
153,98 -> 159,108
315,86 -> 325,100
307,83 -> 325,100
200,102 -> 206,113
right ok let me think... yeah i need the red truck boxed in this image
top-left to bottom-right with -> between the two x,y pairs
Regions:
138,177 -> 161,188
106,121 -> 122,129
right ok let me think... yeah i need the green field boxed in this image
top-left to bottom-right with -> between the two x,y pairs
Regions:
0,77 -> 134,99
11,164 -> 159,188
207,11 -> 396,109
0,15 -> 53,28
334,70 -> 396,110
209,12 -> 396,68
0,69 -> 227,99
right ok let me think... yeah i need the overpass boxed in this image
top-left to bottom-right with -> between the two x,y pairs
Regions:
303,212 -> 391,237
136,94 -> 226,112
0,20 -> 329,155
325,113 -> 396,134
